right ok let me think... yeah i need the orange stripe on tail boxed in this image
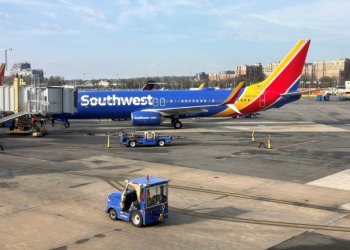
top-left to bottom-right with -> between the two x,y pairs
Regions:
221,81 -> 244,105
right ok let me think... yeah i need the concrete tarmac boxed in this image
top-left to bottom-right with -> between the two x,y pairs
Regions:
0,98 -> 350,249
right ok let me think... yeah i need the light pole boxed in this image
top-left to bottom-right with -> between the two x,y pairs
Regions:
0,48 -> 13,71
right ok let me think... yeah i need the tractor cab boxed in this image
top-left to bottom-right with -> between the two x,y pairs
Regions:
106,176 -> 169,227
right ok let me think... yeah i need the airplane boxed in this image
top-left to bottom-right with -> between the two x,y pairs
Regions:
142,80 -> 164,90
53,39 -> 311,129
189,83 -> 206,90
0,63 -> 5,86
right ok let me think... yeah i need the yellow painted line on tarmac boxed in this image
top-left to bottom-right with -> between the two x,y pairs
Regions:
107,179 -> 125,191
170,207 -> 350,232
104,180 -> 350,231
271,139 -> 319,150
170,185 -> 350,213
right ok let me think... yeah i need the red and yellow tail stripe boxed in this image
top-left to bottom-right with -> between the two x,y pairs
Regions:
221,81 -> 244,105
215,39 -> 311,117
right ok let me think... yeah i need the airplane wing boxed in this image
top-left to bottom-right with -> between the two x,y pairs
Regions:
141,82 -> 244,117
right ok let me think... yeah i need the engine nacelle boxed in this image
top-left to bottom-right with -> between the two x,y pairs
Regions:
131,111 -> 162,126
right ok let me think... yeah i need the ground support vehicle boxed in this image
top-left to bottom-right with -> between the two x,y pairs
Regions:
105,176 -> 169,227
8,117 -> 47,137
119,131 -> 173,147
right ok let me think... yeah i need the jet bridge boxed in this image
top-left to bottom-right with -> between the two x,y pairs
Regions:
0,76 -> 76,125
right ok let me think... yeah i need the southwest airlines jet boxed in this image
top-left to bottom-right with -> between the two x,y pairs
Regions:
55,39 -> 311,129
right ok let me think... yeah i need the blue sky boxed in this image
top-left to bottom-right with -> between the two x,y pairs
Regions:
0,0 -> 349,79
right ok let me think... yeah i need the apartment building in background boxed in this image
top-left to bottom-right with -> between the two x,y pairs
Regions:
235,63 -> 263,82
10,62 -> 44,78
208,70 -> 235,81
312,58 -> 350,84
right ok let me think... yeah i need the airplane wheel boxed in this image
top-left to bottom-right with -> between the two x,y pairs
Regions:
158,140 -> 165,147
64,121 -> 70,128
129,141 -> 136,148
173,120 -> 182,129
109,208 -> 117,220
131,211 -> 143,227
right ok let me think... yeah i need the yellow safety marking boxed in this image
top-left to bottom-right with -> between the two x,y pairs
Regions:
271,140 -> 319,150
170,185 -> 350,213
107,179 -> 125,191
170,207 -> 350,232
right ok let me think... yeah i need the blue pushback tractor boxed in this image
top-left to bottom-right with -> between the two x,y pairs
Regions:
105,176 -> 169,227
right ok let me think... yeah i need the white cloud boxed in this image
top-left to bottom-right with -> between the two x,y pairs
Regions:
73,7 -> 106,21
0,11 -> 10,18
40,23 -> 65,32
213,0 -> 350,42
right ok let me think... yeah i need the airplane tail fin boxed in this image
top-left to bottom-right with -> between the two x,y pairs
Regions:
142,80 -> 156,90
198,83 -> 205,89
0,63 -> 5,86
222,81 -> 244,105
261,39 -> 311,94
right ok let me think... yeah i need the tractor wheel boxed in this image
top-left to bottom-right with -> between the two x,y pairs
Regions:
129,141 -> 136,148
109,208 -> 117,220
131,211 -> 143,227
158,140 -> 165,147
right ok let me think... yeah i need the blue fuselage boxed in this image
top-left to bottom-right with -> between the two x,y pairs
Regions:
69,89 -> 233,119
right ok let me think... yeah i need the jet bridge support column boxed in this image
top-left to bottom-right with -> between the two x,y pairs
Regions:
13,77 -> 19,114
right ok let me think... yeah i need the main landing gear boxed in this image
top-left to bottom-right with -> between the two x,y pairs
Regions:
171,119 -> 182,129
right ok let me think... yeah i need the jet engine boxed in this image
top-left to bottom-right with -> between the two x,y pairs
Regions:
131,111 -> 162,126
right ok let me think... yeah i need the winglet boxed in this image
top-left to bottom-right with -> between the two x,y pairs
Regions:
221,81 -> 244,105
0,63 -> 5,86
198,83 -> 205,89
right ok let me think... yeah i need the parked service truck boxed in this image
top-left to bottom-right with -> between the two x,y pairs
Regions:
119,131 -> 173,147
